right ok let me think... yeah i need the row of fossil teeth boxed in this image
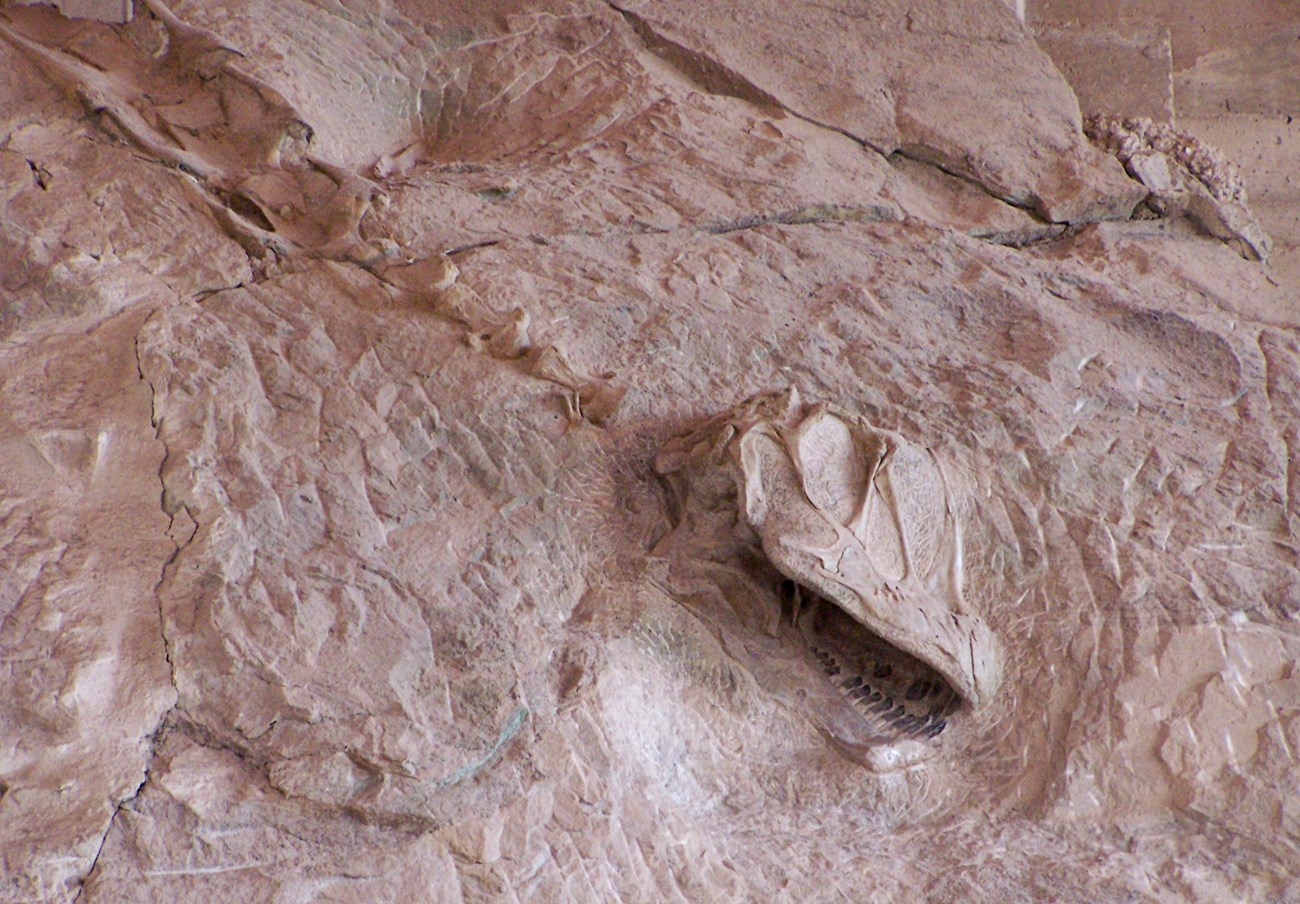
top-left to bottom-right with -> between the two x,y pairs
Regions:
810,645 -> 958,740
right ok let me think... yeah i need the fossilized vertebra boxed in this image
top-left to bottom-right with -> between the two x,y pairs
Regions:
1085,114 -> 1271,263
656,389 -> 999,735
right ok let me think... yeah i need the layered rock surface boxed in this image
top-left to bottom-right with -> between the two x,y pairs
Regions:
1,1 -> 1297,901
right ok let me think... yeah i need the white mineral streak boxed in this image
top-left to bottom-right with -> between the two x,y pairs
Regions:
1,0 -> 1297,901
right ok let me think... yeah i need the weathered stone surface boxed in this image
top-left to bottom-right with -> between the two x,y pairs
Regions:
10,0 -> 130,25
2,1 -> 1298,902
1027,0 -> 1294,70
608,0 -> 1143,223
1174,23 -> 1300,118
1034,25 -> 1173,122
0,307 -> 176,901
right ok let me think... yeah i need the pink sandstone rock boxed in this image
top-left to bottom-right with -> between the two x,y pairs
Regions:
1,1 -> 1297,901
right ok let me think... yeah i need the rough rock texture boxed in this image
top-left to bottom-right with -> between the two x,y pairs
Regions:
12,0 -> 130,24
1033,25 -> 1173,123
2,1 -> 1298,902
607,0 -> 1144,223
1025,0 -> 1299,344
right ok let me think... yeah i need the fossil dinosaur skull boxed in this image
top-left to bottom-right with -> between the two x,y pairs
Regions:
656,389 -> 1000,728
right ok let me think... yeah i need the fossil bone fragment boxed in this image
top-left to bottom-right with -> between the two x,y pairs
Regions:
656,389 -> 1000,734
528,346 -> 626,424
1084,114 -> 1272,263
415,278 -> 624,423
378,254 -> 460,296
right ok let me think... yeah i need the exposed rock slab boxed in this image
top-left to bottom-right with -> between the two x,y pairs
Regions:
1034,25 -> 1173,122
1174,23 -> 1300,118
0,307 -> 176,901
89,217 -> 1300,898
1,1 -> 1298,902
609,0 -> 1143,223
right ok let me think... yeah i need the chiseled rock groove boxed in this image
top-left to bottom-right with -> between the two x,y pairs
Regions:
656,389 -> 998,765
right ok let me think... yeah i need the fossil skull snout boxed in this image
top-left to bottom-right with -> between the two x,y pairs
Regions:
732,398 -> 1000,708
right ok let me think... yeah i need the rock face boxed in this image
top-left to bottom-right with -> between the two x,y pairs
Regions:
1,1 -> 1297,902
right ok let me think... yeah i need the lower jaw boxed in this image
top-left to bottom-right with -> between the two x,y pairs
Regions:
781,587 -> 963,766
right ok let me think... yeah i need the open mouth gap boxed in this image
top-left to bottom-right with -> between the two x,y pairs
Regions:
779,579 -> 961,741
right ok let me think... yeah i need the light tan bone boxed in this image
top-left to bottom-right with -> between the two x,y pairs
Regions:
657,388 -> 1000,708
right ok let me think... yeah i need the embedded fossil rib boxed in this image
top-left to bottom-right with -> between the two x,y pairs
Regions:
657,389 -> 999,714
